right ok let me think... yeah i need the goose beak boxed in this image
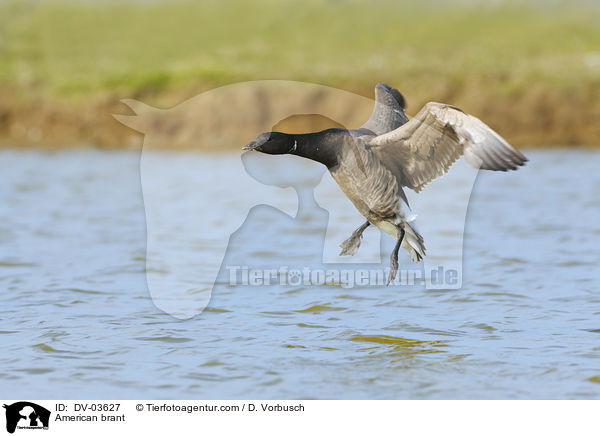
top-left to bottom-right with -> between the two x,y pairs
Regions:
242,140 -> 261,151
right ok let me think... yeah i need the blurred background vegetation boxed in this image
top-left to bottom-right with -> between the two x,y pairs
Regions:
0,0 -> 599,148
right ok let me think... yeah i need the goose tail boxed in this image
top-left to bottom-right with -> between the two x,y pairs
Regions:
401,221 -> 426,262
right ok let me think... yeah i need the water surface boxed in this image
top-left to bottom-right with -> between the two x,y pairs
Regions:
0,149 -> 599,399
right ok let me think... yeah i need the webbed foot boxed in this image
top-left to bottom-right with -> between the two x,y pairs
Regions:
339,221 -> 370,256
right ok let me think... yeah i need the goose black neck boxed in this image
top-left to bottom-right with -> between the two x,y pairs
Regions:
290,128 -> 346,168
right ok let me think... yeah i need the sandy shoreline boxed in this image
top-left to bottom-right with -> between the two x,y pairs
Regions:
2,82 -> 599,150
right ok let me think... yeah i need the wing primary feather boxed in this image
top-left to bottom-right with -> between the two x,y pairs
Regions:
366,102 -> 527,192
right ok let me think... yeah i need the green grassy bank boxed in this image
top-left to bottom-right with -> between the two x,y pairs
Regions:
1,0 -> 599,148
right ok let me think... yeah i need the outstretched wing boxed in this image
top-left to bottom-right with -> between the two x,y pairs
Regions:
360,83 -> 409,136
367,102 -> 527,193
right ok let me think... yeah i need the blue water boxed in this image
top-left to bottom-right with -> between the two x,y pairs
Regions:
0,148 -> 599,399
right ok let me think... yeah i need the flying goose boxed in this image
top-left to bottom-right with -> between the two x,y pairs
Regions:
242,83 -> 527,284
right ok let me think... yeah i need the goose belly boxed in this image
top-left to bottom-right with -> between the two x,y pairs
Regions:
330,166 -> 402,225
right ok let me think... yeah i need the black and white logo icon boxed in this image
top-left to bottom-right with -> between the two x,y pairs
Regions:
3,402 -> 50,434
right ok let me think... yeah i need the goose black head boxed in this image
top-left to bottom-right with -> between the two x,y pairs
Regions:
242,132 -> 296,155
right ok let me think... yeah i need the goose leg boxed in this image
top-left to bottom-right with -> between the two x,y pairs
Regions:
387,227 -> 405,285
339,221 -> 371,256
